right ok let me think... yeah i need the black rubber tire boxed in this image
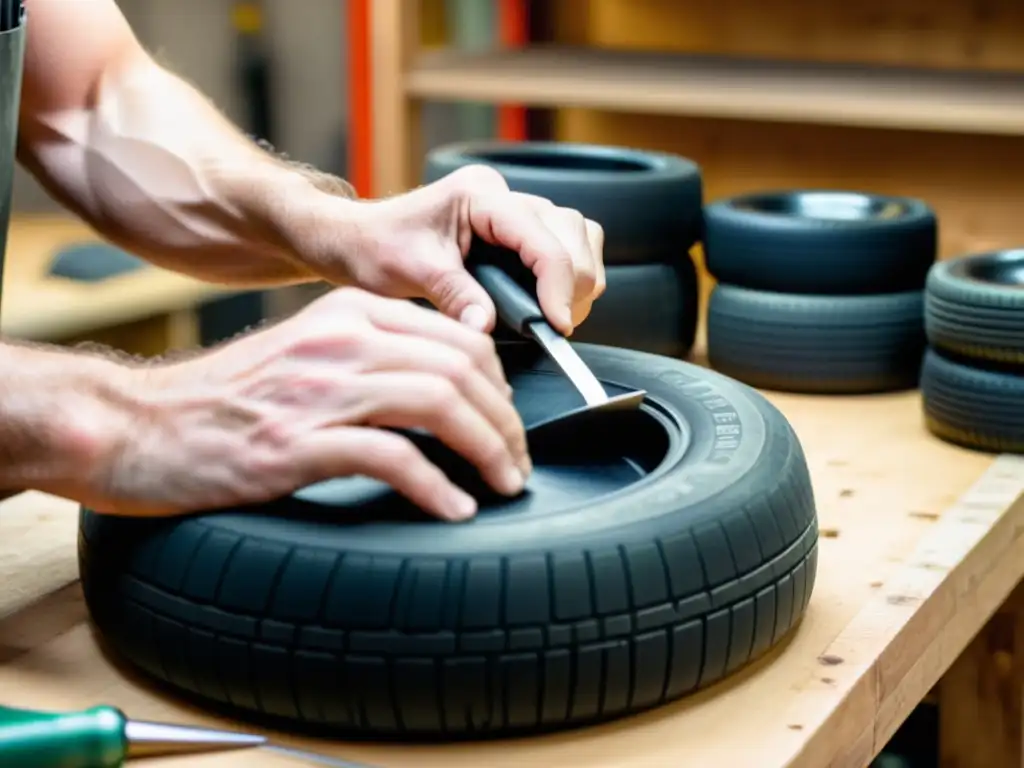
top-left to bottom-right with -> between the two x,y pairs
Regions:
924,250 -> 1024,366
571,259 -> 699,358
423,141 -> 704,266
79,344 -> 818,739
921,347 -> 1024,453
703,190 -> 937,295
707,284 -> 926,394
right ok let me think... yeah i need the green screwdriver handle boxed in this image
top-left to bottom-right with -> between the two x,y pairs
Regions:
0,704 -> 128,768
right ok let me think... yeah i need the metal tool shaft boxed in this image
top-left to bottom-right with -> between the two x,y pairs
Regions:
265,744 -> 377,767
125,719 -> 266,759
126,719 -> 377,767
527,320 -> 609,406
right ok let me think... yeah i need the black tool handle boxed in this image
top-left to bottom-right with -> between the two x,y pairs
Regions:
469,262 -> 545,336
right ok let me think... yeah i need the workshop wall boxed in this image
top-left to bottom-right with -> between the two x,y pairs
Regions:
549,0 -> 1024,314
555,0 -> 1024,72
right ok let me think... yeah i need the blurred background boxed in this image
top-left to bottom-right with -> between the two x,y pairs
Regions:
3,2 -> 1017,764
8,0 -> 1024,360
7,0 -> 1024,361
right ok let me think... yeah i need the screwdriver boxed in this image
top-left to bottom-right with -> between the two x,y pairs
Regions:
468,261 -> 646,425
469,262 -> 611,404
0,703 -> 373,767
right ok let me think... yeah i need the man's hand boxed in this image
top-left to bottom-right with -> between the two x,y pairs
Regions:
75,288 -> 528,522
16,0 -> 605,334
296,166 -> 606,336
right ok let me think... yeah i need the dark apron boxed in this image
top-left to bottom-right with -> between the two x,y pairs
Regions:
0,1 -> 26,321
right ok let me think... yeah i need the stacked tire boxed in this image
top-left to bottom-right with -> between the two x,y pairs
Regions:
702,190 -> 938,394
423,141 -> 704,358
922,249 -> 1024,453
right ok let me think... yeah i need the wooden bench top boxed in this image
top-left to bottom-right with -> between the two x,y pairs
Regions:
0,214 -> 235,340
0,383 -> 1018,766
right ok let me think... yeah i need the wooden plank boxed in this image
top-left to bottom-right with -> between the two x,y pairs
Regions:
761,459 -> 1024,765
407,47 -> 1024,137
938,581 -> 1024,767
565,0 -> 1024,74
0,491 -> 81,622
56,310 -> 200,359
370,0 -> 421,196
421,0 -> 448,49
552,0 -> 591,44
0,387 -> 1009,766
0,215 -> 235,341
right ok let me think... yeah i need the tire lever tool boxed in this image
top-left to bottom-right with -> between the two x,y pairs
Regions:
0,703 -> 375,768
469,262 -> 646,428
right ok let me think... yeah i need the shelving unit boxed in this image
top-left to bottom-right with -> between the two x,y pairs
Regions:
408,47 -> 1024,136
366,0 -> 1024,278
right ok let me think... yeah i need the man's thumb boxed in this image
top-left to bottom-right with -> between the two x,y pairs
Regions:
427,268 -> 497,332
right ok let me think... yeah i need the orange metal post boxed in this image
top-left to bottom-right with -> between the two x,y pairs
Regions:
347,0 -> 372,197
497,0 -> 528,141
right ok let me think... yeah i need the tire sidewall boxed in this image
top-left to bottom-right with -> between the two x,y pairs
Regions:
88,347 -> 789,558
704,191 -> 936,294
424,142 -> 705,264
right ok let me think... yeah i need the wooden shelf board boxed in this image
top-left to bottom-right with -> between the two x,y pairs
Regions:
406,46 -> 1024,135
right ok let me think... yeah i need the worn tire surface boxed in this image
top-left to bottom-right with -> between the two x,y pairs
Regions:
921,347 -> 1024,453
704,190 -> 937,295
424,141 -> 704,265
924,250 -> 1024,366
79,344 -> 818,739
707,284 -> 926,394
571,260 -> 699,358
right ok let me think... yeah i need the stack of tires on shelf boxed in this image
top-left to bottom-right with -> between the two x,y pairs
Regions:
422,141 -> 703,358
922,249 -> 1024,452
702,191 -> 938,394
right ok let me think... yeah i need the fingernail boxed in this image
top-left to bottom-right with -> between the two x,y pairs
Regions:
562,305 -> 575,335
499,464 -> 527,496
520,454 -> 533,479
460,304 -> 488,331
448,488 -> 478,520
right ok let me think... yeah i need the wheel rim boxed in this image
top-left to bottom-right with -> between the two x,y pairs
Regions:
293,366 -> 685,522
730,191 -> 910,221
947,249 -> 1024,287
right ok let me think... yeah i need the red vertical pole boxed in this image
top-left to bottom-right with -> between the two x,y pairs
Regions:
348,0 -> 372,197
497,0 -> 527,141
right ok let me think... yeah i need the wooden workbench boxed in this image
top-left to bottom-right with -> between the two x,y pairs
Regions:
0,214 -> 237,353
1,381 -> 1022,767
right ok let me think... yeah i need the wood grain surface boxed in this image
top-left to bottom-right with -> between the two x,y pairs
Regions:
0,384 -> 1018,767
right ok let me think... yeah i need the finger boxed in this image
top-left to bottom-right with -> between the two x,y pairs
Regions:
535,203 -> 599,331
360,332 -> 525,453
423,265 -> 498,334
532,246 -> 577,336
292,426 -> 478,521
356,292 -> 509,390
586,218 -> 607,300
353,371 -> 528,497
369,327 -> 514,400
539,204 -> 598,299
467,192 -> 576,334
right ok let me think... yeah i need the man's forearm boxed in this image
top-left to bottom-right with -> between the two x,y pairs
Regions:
0,341 -> 135,496
17,51 -> 357,287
